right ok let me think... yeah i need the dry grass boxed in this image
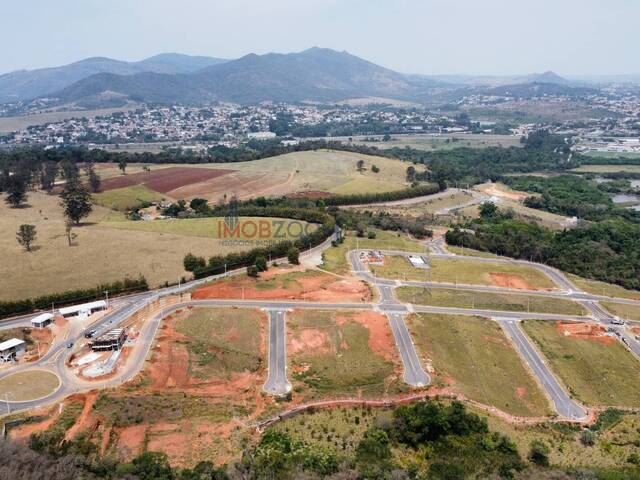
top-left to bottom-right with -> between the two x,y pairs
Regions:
600,301 -> 640,321
0,370 -> 60,401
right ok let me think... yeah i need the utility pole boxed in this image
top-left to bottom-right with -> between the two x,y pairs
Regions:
104,291 -> 109,308
4,393 -> 10,415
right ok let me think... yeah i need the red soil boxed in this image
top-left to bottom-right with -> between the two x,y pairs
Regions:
336,311 -> 397,362
193,269 -> 371,303
289,329 -> 331,355
99,167 -> 235,193
117,424 -> 146,457
489,272 -> 535,290
557,322 -> 615,344
8,406 -> 60,443
65,391 -> 99,441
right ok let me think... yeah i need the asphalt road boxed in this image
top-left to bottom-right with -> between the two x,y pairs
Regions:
387,313 -> 430,387
500,319 -> 587,420
263,310 -> 292,396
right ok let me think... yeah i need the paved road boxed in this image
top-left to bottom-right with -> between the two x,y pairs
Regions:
263,310 -> 292,396
500,319 -> 587,420
387,313 -> 430,387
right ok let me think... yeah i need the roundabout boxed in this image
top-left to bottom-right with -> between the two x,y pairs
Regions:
0,369 -> 61,403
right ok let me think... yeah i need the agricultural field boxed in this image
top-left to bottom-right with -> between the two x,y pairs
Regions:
370,255 -> 558,290
88,150 -> 419,204
287,309 -> 407,399
582,151 -> 640,159
351,133 -> 522,151
396,287 -> 586,316
93,184 -> 165,211
55,307 -> 274,466
407,313 -> 552,417
192,266 -> 372,303
522,320 -> 640,407
601,301 -> 640,321
320,230 -> 425,275
0,191 -> 305,301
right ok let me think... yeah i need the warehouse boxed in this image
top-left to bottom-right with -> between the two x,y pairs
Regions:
0,338 -> 26,361
31,312 -> 54,328
59,300 -> 107,320
91,328 -> 127,352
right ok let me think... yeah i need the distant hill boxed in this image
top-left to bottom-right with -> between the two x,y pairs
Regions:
484,81 -> 597,98
0,53 -> 227,103
51,48 -> 434,105
425,71 -> 572,87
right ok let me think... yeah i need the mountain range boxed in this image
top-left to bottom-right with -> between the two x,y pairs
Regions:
0,48 -> 592,106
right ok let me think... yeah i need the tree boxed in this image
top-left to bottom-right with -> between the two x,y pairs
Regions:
189,197 -> 210,214
131,451 -> 173,480
118,158 -> 128,175
84,162 -> 101,193
580,429 -> 596,446
40,161 -> 58,193
406,165 -> 416,182
371,164 -> 380,173
60,160 -> 79,184
287,247 -> 300,265
60,181 -> 93,225
255,256 -> 268,272
356,159 -> 365,172
16,224 -> 37,252
4,175 -> 27,208
183,253 -> 206,272
528,440 -> 550,466
65,221 -> 77,246
247,265 -> 259,277
479,201 -> 498,218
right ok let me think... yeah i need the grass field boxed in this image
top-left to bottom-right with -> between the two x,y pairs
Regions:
601,301 -> 640,321
446,246 -> 500,258
0,191 -> 302,301
522,320 -> 640,407
351,190 -> 477,217
0,370 -> 60,401
174,307 -> 265,380
351,133 -> 522,151
408,314 -> 552,417
582,151 -> 640,160
568,274 -> 640,300
321,230 -> 425,275
396,287 -> 585,315
288,310 -> 406,398
571,164 -> 640,174
93,184 -> 166,211
370,255 -> 557,290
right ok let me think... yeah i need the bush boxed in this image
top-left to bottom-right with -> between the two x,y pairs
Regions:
183,253 -> 206,272
580,429 -> 596,446
367,231 -> 376,239
287,247 -> 300,265
528,440 -> 550,466
247,265 -> 259,277
255,256 -> 268,272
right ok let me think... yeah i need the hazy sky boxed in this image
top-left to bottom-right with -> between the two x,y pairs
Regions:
2,0 -> 638,76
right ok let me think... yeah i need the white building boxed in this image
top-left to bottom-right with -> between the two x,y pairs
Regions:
247,131 -> 276,140
31,312 -> 54,328
59,300 -> 107,320
0,338 -> 26,361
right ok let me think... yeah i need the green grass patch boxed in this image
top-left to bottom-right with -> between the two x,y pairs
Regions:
320,230 -> 425,275
174,307 -> 265,380
408,314 -> 552,417
569,274 -> 640,300
93,184 -> 164,211
371,255 -> 557,290
446,246 -> 500,258
522,320 -> 640,407
289,310 -> 405,398
601,301 -> 640,321
397,287 -> 585,315
571,164 -> 640,173
0,370 -> 60,402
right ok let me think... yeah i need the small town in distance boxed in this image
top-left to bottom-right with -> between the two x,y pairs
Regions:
1,2 -> 640,479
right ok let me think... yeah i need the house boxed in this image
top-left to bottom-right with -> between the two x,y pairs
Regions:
0,338 -> 26,361
91,328 -> 127,352
31,312 -> 54,328
58,300 -> 107,320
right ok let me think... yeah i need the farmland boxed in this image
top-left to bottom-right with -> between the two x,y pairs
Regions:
396,287 -> 585,315
350,133 -> 522,151
407,313 -> 552,417
87,150 -> 418,204
0,191 -> 310,301
370,255 -> 558,290
522,320 -> 640,407
287,310 -> 406,399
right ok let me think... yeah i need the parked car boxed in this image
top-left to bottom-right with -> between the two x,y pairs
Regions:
66,342 -> 74,349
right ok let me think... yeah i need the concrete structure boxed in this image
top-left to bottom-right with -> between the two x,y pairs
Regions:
408,255 -> 429,269
91,328 -> 126,351
0,338 -> 26,361
59,300 -> 107,319
31,313 -> 54,328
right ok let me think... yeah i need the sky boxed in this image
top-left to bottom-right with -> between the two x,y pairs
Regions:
2,0 -> 639,76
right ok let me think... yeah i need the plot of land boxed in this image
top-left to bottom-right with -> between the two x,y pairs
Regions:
321,230 -> 426,275
351,190 -> 477,217
0,192 -> 299,301
193,267 -> 371,303
571,164 -> 640,173
351,133 -> 522,151
407,314 -> 552,417
370,255 -> 557,290
288,310 -> 406,399
568,274 -> 640,300
601,301 -> 640,321
99,166 -> 235,193
522,320 -> 640,407
396,287 -> 585,315
0,370 -> 60,401
93,184 -> 166,211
